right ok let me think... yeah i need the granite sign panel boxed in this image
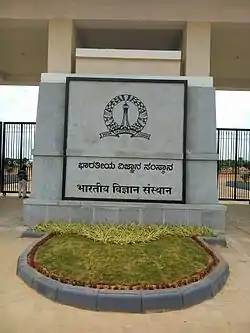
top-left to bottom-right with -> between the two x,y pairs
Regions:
63,78 -> 187,202
65,157 -> 183,201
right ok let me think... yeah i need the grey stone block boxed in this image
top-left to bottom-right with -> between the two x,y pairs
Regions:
142,288 -> 183,312
57,284 -> 98,310
164,209 -> 187,225
97,290 -> 142,313
46,206 -> 70,222
187,210 -> 202,226
208,262 -> 229,297
69,206 -> 93,222
31,156 -> 63,201
93,208 -> 119,223
23,203 -> 46,225
21,230 -> 46,238
118,208 -> 140,223
32,275 -> 59,301
16,254 -> 27,275
181,279 -> 213,308
23,200 -> 226,233
202,209 -> 226,231
17,255 -> 23,268
187,86 -> 216,155
17,252 -> 28,266
16,242 -> 37,266
202,236 -> 227,247
34,82 -> 65,155
17,264 -> 36,287
186,161 -> 218,205
141,208 -> 164,224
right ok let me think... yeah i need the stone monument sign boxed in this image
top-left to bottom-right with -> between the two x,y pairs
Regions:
24,74 -> 226,232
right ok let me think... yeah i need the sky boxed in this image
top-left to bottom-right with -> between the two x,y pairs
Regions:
1,86 -> 250,161
0,86 -> 250,128
0,86 -> 38,123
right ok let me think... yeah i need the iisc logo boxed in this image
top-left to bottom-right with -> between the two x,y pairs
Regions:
99,94 -> 151,140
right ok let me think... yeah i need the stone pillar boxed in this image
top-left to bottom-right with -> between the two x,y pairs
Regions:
186,85 -> 218,205
47,18 -> 75,73
183,22 -> 211,76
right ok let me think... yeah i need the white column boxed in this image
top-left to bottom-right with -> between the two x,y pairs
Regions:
47,18 -> 75,73
183,22 -> 211,76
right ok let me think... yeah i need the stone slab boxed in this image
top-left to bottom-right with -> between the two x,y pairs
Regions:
97,290 -> 142,313
32,275 -> 59,301
141,288 -> 183,312
208,261 -> 230,297
66,80 -> 185,157
57,284 -> 98,310
65,157 -> 183,202
17,264 -> 36,288
21,230 -> 45,238
202,236 -> 227,247
181,279 -> 213,308
23,200 -> 227,232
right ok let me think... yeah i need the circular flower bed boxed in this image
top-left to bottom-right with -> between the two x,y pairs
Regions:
27,231 -> 219,291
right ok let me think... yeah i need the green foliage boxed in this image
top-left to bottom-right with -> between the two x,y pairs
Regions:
218,157 -> 250,173
32,222 -> 215,245
3,157 -> 32,168
36,235 -> 210,286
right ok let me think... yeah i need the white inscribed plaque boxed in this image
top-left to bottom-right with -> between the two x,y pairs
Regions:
65,157 -> 183,201
64,78 -> 186,202
66,80 -> 185,158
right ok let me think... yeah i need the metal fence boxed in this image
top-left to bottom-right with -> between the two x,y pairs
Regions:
0,122 -> 2,193
0,122 -> 36,195
0,123 -> 249,200
217,128 -> 250,201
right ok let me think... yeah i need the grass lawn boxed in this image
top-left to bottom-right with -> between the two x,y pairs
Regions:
35,235 -> 211,286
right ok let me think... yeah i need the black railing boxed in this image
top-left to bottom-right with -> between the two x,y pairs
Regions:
0,123 -> 249,200
0,122 -> 36,195
217,128 -> 250,201
0,122 -> 3,194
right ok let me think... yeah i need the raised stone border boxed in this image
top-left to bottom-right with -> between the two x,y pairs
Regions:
202,236 -> 227,247
17,236 -> 229,313
21,229 -> 46,238
20,229 -> 227,247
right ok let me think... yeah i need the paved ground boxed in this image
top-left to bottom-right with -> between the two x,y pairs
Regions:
1,196 -> 250,333
0,195 -> 25,230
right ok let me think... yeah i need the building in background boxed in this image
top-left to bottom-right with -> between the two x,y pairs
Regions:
2,0 -> 250,229
0,0 -> 250,89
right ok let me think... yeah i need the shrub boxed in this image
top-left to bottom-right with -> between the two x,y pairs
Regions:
32,222 -> 216,245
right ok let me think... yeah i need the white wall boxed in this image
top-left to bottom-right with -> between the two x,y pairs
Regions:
75,49 -> 181,76
0,24 -> 47,84
211,24 -> 250,90
2,0 -> 250,23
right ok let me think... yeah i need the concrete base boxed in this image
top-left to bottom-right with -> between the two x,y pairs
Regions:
23,199 -> 226,233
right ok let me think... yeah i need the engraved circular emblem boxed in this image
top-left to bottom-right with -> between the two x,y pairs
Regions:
100,94 -> 151,140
